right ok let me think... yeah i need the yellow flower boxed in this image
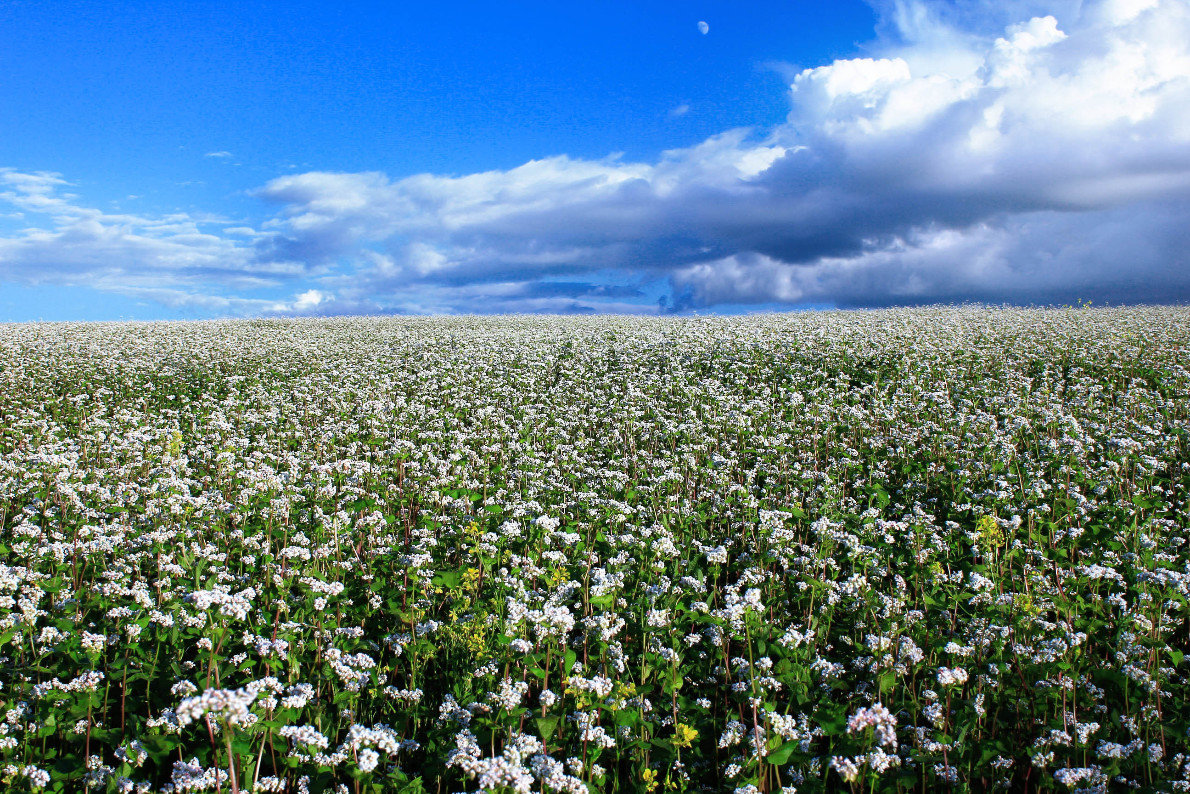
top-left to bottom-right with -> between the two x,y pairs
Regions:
672,722 -> 698,748
1013,592 -> 1039,616
641,768 -> 659,793
463,622 -> 488,654
976,514 -> 1006,552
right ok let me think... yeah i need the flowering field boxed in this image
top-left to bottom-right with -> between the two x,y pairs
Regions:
1,307 -> 1188,793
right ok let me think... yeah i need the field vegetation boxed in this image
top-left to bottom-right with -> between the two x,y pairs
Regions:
0,307 -> 1188,792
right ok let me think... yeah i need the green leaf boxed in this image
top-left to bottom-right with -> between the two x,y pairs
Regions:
536,717 -> 560,741
432,570 -> 462,588
767,741 -> 798,766
614,708 -> 641,728
817,703 -> 847,736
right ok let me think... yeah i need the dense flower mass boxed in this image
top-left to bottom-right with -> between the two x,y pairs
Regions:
0,306 -> 1188,792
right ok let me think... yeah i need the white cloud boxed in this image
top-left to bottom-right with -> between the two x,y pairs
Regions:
4,0 -> 1189,316
0,168 -> 311,312
0,169 -> 80,214
1100,0 -> 1158,25
292,289 -> 325,310
247,0 -> 1189,312
205,151 -> 234,158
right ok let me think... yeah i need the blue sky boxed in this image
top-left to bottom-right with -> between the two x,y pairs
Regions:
2,0 -> 1188,320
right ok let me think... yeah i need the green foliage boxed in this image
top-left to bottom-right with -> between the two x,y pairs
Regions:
0,307 -> 1188,791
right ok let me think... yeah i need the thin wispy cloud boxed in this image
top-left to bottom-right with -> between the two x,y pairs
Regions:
0,168 -> 322,314
205,151 -> 234,158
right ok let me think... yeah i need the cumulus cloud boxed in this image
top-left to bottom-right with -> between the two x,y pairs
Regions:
242,0 -> 1190,313
3,0 -> 1189,315
291,289 -> 325,311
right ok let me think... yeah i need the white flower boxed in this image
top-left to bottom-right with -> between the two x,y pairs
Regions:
357,748 -> 379,773
175,688 -> 258,728
831,756 -> 860,783
81,632 -> 107,653
936,667 -> 968,687
847,703 -> 897,749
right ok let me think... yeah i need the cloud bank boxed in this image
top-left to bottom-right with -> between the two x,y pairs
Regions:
0,169 -> 316,315
3,0 -> 1188,315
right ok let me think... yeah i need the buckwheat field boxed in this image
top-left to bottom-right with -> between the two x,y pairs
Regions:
1,306 -> 1188,793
